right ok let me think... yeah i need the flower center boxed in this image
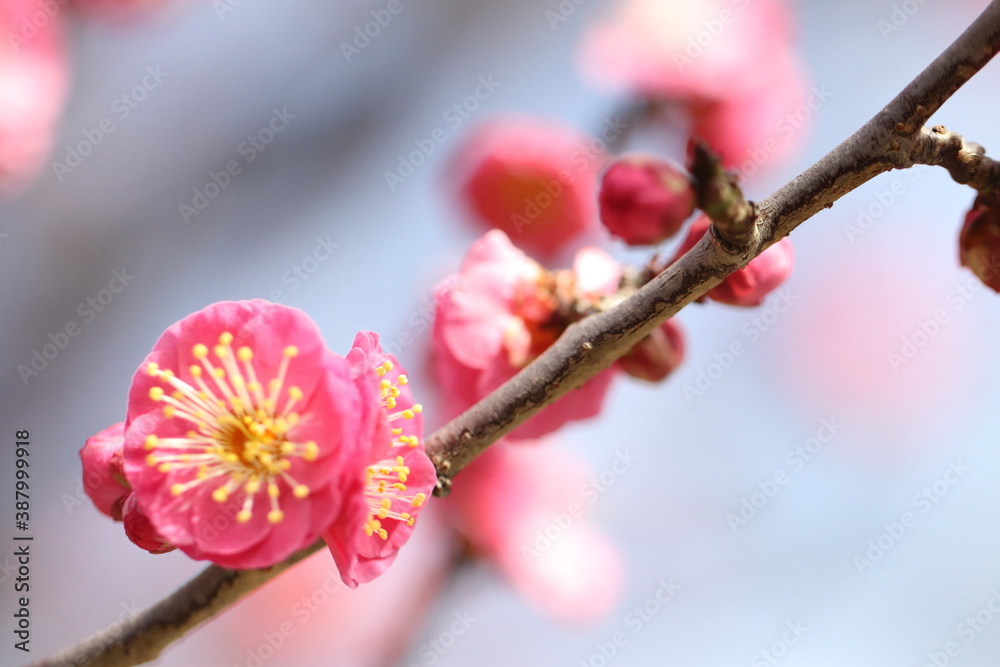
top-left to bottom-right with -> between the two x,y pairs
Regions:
362,360 -> 427,540
143,332 -> 319,525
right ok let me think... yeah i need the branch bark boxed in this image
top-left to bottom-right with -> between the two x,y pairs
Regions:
33,2 -> 1000,665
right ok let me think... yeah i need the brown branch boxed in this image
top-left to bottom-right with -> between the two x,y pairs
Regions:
688,141 -> 757,247
33,2 -> 1000,665
426,0 -> 1000,491
911,124 -> 1000,190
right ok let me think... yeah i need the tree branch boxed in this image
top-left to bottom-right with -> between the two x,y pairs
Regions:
911,124 -> 1000,190
425,0 -> 1000,491
33,2 -> 1000,665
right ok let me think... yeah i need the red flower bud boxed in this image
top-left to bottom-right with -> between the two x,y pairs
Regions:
618,319 -> 685,382
959,190 -> 1000,292
121,493 -> 175,555
599,156 -> 695,246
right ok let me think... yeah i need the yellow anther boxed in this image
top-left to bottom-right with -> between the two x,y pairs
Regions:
212,487 -> 229,502
219,332 -> 233,345
401,409 -> 413,419
293,485 -> 309,499
397,374 -> 408,385
163,406 -> 176,418
146,454 -> 158,467
157,463 -> 171,473
214,368 -> 225,378
237,510 -> 252,523
280,460 -> 291,470
170,483 -> 184,496
214,345 -> 228,358
393,483 -> 407,491
284,346 -> 299,358
413,493 -> 426,507
412,404 -> 423,414
238,346 -> 253,361
268,483 -> 280,498
303,442 -> 319,461
267,510 -> 284,523
193,344 -> 208,358
288,386 -> 303,400
245,479 -> 261,494
144,435 -> 159,450
149,386 -> 164,401
378,528 -> 388,540
146,362 -> 159,376
189,365 -> 202,377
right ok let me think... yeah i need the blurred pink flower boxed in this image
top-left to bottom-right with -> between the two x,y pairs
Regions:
672,216 -> 794,306
449,116 -> 603,256
599,155 -> 695,246
444,441 -> 623,624
121,492 -> 175,554
959,190 -> 1000,292
122,300 -> 369,570
433,230 -> 619,440
80,421 -> 130,520
618,319 -> 686,382
322,332 -> 436,588
0,0 -> 68,191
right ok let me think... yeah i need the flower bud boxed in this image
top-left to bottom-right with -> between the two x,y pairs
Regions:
599,156 -> 695,246
121,493 -> 175,555
80,422 -> 130,520
959,190 -> 1000,292
618,319 -> 685,382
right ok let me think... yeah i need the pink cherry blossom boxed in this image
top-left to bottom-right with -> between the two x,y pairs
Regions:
577,0 -> 798,102
959,190 -> 1000,292
0,0 -> 68,191
121,492 -> 175,554
322,332 -> 436,588
81,422 -> 131,520
444,441 -> 623,623
672,216 -> 794,306
618,319 -> 686,382
599,155 -> 695,245
449,116 -> 602,256
433,230 -> 619,440
122,300 -> 370,570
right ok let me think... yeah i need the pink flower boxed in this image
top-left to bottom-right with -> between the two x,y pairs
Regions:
577,0 -> 798,102
122,300 -> 371,570
121,492 -> 174,554
688,55 -> 811,172
671,216 -> 794,306
0,0 -> 68,191
618,319 -> 686,382
322,332 -> 436,588
80,422 -> 130,520
449,116 -> 602,256
599,155 -> 695,245
433,230 -> 619,440
444,441 -> 623,624
959,190 -> 1000,292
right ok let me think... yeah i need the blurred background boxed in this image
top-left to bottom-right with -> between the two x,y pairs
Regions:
3,0 -> 1000,665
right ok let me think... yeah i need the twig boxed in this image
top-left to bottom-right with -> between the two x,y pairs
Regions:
32,2 -> 1000,665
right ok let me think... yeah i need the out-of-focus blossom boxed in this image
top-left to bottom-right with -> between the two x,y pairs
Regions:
618,319 -> 686,382
433,230 -> 619,440
444,441 -> 623,624
80,422 -> 130,520
0,0 -> 68,191
449,117 -> 603,256
599,155 -> 695,245
959,190 -> 1000,292
122,300 -> 371,570
322,332 -> 436,589
671,216 -> 794,306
